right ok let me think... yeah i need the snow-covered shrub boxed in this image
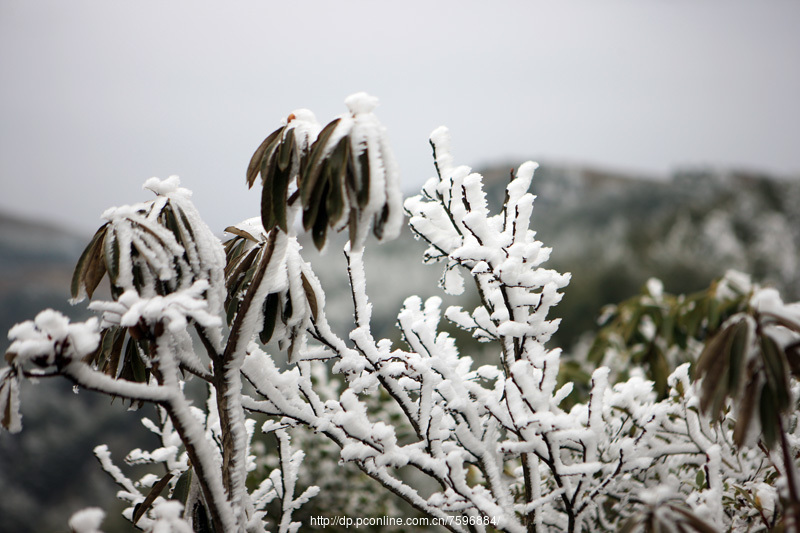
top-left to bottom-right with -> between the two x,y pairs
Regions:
2,93 -> 799,532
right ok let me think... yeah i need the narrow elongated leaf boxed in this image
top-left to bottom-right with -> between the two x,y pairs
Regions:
133,471 -> 174,524
71,224 -> 110,300
696,323 -> 737,416
272,164 -> 291,232
281,291 -> 293,325
301,272 -> 318,321
325,136 -> 350,225
373,203 -> 391,240
301,118 -> 341,205
120,338 -> 148,384
727,320 -> 749,392
260,149 -> 278,231
304,160 -> 332,232
760,333 -> 790,411
733,374 -> 760,446
785,341 -> 800,377
100,327 -> 126,377
311,189 -> 329,250
192,501 -> 213,533
224,239 -> 247,280
247,127 -> 282,188
172,469 -> 192,505
223,226 -> 258,243
259,292 -> 280,344
696,323 -> 735,377
104,233 -> 121,285
278,128 -> 296,171
160,204 -> 182,246
348,209 -> 358,249
175,205 -> 196,241
759,384 -> 779,449
356,146 -> 370,208
226,246 -> 260,291
226,248 -> 262,325
0,371 -> 21,433
649,346 -> 670,399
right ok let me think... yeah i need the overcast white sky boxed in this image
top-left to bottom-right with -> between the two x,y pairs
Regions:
1,0 -> 799,234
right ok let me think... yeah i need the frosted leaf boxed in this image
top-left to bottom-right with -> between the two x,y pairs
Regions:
429,126 -> 454,175
345,92 -> 379,114
0,368 -> 22,433
715,269 -> 752,300
7,311 -> 100,365
147,501 -> 192,533
646,277 -> 664,300
89,281 -> 221,334
69,508 -> 105,533
284,108 -> 321,153
143,176 -> 190,199
441,265 -> 464,295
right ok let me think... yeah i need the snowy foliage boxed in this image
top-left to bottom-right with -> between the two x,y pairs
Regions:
2,94 -> 800,532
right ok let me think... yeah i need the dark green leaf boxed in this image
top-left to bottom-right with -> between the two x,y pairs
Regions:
696,323 -> 737,417
259,293 -> 280,344
301,272 -> 318,321
260,150 -> 277,231
356,146 -> 370,208
172,469 -> 192,505
281,291 -> 293,325
373,203 -> 391,240
278,128 -> 296,172
303,160 -> 332,233
226,246 -> 260,292
695,469 -> 705,489
348,209 -> 358,248
785,341 -> 800,378
761,333 -> 790,411
176,205 -> 196,241
247,127 -> 282,188
301,118 -> 341,207
120,338 -> 148,384
224,239 -> 247,280
102,327 -> 126,377
311,193 -> 329,250
727,320 -> 749,393
133,471 -> 174,524
71,224 -> 110,300
650,346 -> 670,399
223,226 -> 258,243
325,137 -> 350,224
272,164 -> 291,232
160,204 -> 183,246
759,384 -> 779,449
733,374 -> 760,447
696,323 -> 735,378
104,233 -> 121,285
192,501 -> 214,533
0,372 -> 21,433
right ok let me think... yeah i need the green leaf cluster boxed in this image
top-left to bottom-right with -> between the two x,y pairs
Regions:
587,277 -> 752,398
247,113 -> 394,250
